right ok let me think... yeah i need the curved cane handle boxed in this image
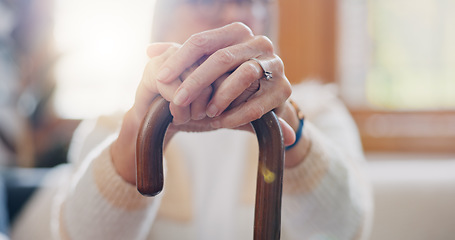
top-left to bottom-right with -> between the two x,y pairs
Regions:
136,96 -> 284,240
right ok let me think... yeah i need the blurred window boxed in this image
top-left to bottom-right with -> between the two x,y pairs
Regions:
340,0 -> 455,110
280,0 -> 455,153
366,0 -> 455,109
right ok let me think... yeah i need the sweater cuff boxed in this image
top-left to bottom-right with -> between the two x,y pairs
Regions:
92,142 -> 153,211
283,122 -> 330,195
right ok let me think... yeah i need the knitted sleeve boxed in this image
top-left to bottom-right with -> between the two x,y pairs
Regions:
10,112 -> 163,240
280,82 -> 373,240
52,114 -> 163,240
53,138 -> 162,240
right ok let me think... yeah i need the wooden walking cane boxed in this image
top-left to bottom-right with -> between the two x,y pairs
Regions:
136,96 -> 284,240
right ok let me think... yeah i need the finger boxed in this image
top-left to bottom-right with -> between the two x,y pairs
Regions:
169,102 -> 191,125
207,55 -> 281,118
157,57 -> 199,103
157,58 -> 200,122
146,42 -> 180,58
133,46 -> 179,115
191,86 -> 213,120
209,79 -> 291,129
173,35 -> 274,107
160,63 -> 200,122
278,117 -> 296,146
158,77 -> 192,124
229,80 -> 259,109
156,78 -> 181,102
155,22 -> 254,83
206,59 -> 263,118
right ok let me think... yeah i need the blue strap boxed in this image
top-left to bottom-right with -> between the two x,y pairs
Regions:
0,177 -> 8,236
285,118 -> 304,151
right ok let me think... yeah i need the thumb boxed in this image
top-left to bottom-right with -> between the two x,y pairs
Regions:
278,117 -> 296,147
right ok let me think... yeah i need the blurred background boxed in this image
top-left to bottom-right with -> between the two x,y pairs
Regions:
0,0 -> 454,239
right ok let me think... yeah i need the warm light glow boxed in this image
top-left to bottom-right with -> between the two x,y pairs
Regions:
53,0 -> 155,119
260,163 -> 276,184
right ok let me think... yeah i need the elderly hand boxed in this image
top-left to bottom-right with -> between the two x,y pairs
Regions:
155,22 -> 292,130
111,23 -> 297,185
111,42 -> 180,185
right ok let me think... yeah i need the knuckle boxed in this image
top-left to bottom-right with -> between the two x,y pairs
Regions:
231,22 -> 254,38
242,61 -> 261,80
188,33 -> 209,48
213,49 -> 235,65
186,72 -> 205,90
270,57 -> 291,99
282,80 -> 292,99
255,35 -> 274,53
246,80 -> 260,93
275,55 -> 285,73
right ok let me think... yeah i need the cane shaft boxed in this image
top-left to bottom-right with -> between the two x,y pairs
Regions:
136,96 -> 284,240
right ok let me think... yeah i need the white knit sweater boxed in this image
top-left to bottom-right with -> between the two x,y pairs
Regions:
11,82 -> 373,240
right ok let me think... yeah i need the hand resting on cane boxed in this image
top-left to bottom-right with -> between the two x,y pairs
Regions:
110,23 -> 301,185
10,1 -> 371,239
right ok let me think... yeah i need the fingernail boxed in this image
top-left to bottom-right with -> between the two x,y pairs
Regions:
174,88 -> 189,106
206,104 -> 219,118
210,120 -> 221,129
157,67 -> 170,82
